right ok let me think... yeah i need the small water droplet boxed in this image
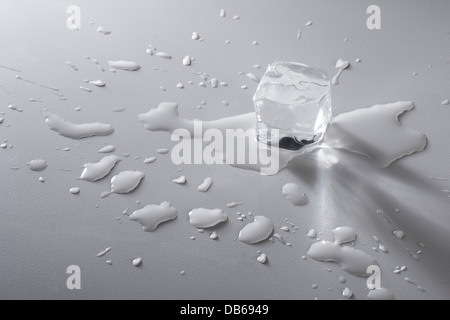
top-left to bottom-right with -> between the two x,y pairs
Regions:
282,183 -> 309,206
96,247 -> 111,257
219,9 -> 226,17
246,73 -> 260,82
332,59 -> 350,85
79,86 -> 92,93
69,187 -> 80,194
191,32 -> 200,40
172,176 -> 186,184
132,257 -> 142,266
342,288 -> 353,298
226,202 -> 242,208
197,177 -> 213,192
66,61 -> 78,71
210,78 -> 219,88
156,148 -> 169,154
112,107 -> 126,113
305,21 -> 313,26
307,229 -> 316,239
26,159 -> 48,171
332,227 -> 357,245
182,56 -> 192,66
98,145 -> 115,153
8,104 -> 23,112
108,60 -> 141,71
96,25 -> 111,35
89,79 -> 106,87
143,157 -> 156,164
257,253 -> 267,264
394,230 -> 405,239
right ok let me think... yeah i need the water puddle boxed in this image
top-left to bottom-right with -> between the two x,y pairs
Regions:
238,216 -> 274,244
129,202 -> 178,231
44,111 -> 114,139
188,208 -> 228,228
79,155 -> 121,182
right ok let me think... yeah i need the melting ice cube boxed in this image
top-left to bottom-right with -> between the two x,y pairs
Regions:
253,62 -> 331,150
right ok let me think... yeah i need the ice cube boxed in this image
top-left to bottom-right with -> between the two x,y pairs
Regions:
253,62 -> 331,150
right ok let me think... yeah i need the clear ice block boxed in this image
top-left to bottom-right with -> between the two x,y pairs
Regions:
253,62 -> 331,150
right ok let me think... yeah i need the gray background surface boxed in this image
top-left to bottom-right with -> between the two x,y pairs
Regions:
0,0 -> 449,299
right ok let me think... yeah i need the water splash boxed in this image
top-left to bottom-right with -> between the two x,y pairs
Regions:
138,101 -> 426,174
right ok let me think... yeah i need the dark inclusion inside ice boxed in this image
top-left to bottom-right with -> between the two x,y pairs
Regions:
277,136 -> 316,151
